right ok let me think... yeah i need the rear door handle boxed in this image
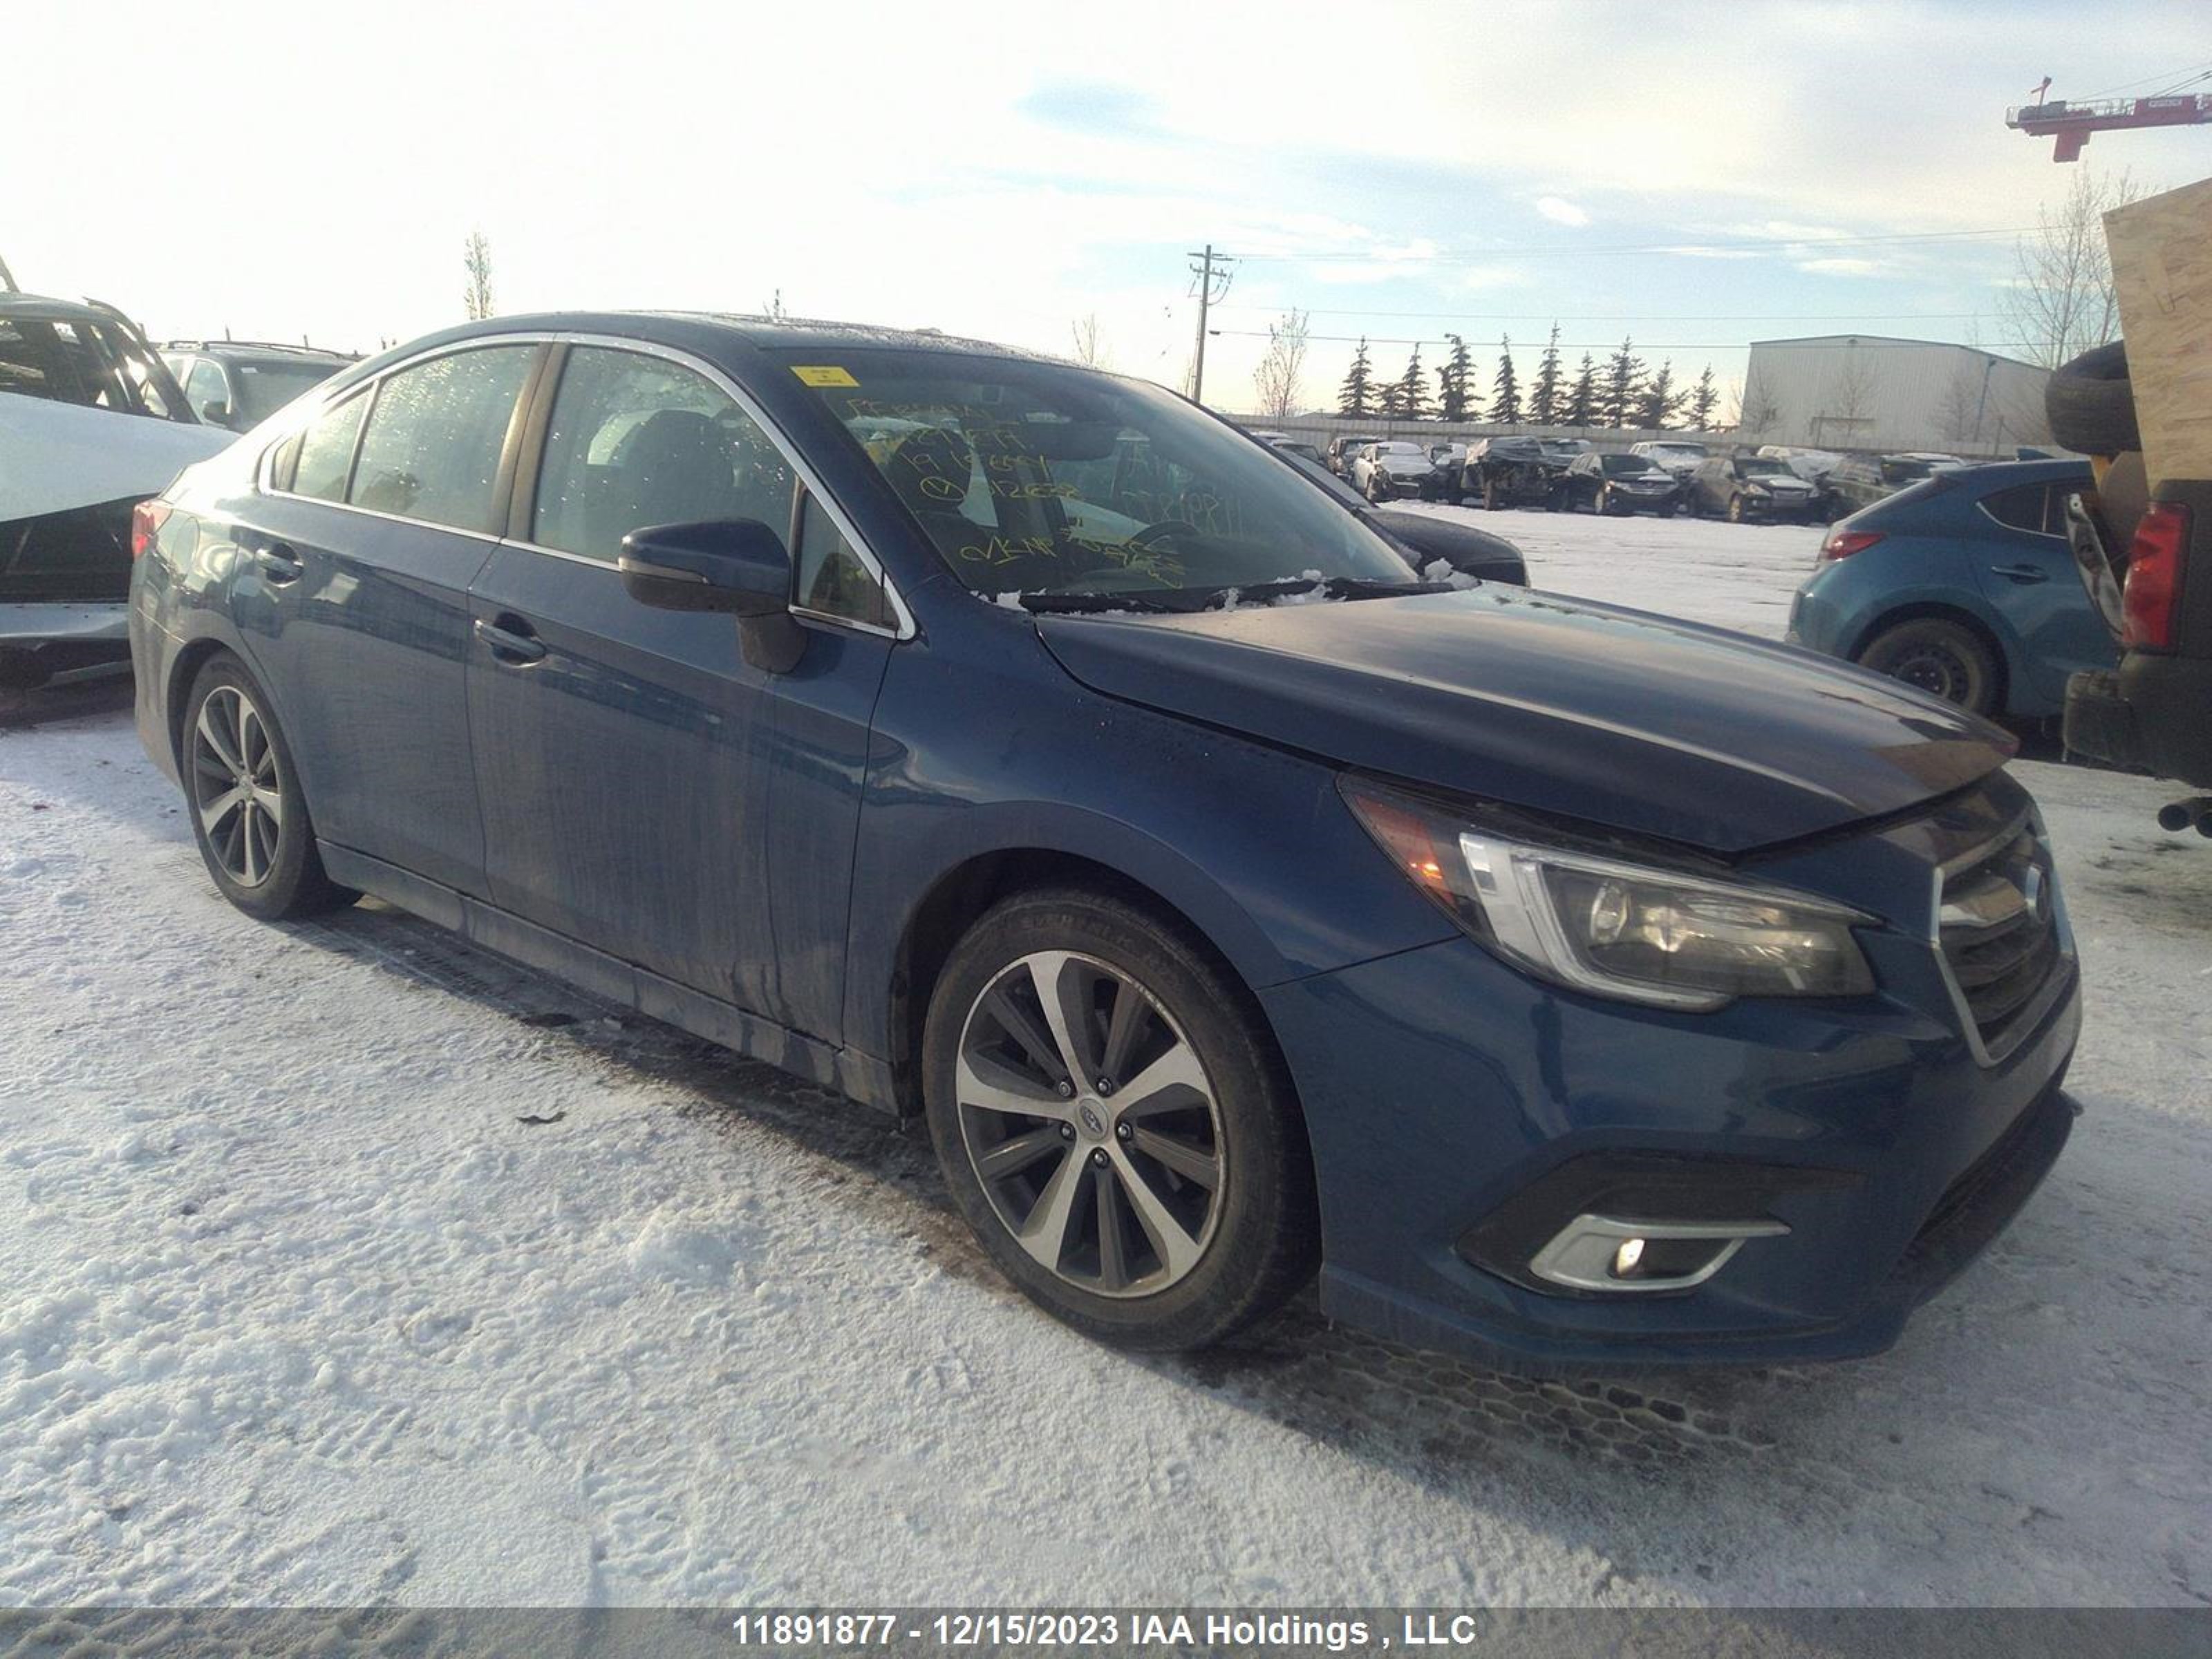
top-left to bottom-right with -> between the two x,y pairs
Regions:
254,542 -> 304,585
475,615 -> 548,665
1990,564 -> 2050,583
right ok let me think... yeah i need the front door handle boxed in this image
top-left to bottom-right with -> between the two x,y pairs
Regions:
475,616 -> 547,665
254,542 -> 304,585
1990,563 -> 2050,584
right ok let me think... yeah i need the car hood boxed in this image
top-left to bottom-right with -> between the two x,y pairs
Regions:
1035,588 -> 2012,855
0,392 -> 232,520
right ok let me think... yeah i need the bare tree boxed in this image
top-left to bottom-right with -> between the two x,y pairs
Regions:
1069,313 -> 1109,368
1815,350 -> 1882,447
763,288 -> 789,321
1734,369 -> 1781,437
1250,309 -> 1311,421
462,231 -> 496,321
1998,167 -> 2148,368
1939,358 -> 1989,450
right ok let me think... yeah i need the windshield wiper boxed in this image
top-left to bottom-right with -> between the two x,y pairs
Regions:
1010,590 -> 1190,615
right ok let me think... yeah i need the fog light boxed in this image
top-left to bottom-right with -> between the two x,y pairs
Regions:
1528,1212 -> 1789,1293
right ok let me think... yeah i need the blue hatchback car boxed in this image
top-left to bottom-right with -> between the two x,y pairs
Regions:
1788,458 -> 2112,719
129,315 -> 2081,1369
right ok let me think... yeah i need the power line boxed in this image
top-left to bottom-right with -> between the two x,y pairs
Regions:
1214,304 -> 1997,321
1235,225 -> 2039,263
1207,327 -> 2045,353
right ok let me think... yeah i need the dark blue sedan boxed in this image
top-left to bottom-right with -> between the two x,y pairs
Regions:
129,315 -> 2080,1369
1788,458 -> 2112,718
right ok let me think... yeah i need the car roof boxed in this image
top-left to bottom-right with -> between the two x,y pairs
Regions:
0,292 -> 127,326
167,340 -> 354,364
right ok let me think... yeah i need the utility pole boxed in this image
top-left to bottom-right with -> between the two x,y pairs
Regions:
1185,244 -> 1235,404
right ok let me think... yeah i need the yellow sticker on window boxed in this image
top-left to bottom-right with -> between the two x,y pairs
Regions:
790,365 -> 859,388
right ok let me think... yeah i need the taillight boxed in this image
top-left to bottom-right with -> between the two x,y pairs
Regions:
2121,501 -> 2192,653
1820,529 -> 1882,561
131,500 -> 172,559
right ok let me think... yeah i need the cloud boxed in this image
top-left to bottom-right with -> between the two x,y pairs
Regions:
1535,196 -> 1590,227
1794,256 -> 1892,276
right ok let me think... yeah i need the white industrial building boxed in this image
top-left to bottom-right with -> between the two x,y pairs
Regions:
1741,335 -> 2054,457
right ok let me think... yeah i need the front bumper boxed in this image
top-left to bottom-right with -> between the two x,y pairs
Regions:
1260,811 -> 2081,1371
2066,657 -> 2212,789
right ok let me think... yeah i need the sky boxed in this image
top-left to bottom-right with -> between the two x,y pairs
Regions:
9,0 -> 2210,417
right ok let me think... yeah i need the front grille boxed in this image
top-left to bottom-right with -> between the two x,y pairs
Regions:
1938,824 -> 2065,1057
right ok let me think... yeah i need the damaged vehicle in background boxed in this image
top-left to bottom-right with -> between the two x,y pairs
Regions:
131,312 -> 2078,1372
1687,453 -> 1817,523
1559,451 -> 1680,516
1824,453 -> 1967,520
1465,434 -> 1588,511
1,294 -> 229,687
1272,444 -> 1526,584
1349,440 -> 1436,502
1629,438 -> 1710,480
160,340 -> 355,433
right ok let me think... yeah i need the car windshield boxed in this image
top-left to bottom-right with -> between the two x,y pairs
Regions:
1651,443 -> 1706,458
1600,454 -> 1656,474
232,360 -> 344,424
1736,458 -> 1792,477
790,350 -> 1419,601
1380,442 -> 1425,458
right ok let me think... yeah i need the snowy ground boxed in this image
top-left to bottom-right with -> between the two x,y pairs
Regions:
3,510 -> 2210,1612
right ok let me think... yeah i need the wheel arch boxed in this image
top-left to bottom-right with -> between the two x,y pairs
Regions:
1846,601 -> 2015,711
882,847 -> 1303,1134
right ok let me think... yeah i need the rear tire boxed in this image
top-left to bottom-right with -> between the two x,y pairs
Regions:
922,888 -> 1317,1352
1857,617 -> 2001,716
180,655 -> 356,921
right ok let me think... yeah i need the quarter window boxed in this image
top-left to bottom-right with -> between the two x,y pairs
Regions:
289,393 -> 371,502
531,346 -> 793,562
795,491 -> 891,628
348,346 -> 536,533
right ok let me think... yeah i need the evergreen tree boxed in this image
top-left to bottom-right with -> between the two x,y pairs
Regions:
1436,333 -> 1477,422
1564,353 -> 1597,428
1599,335 -> 1646,429
1687,364 -> 1719,431
1377,377 -> 1405,418
1528,324 -> 1564,427
1635,359 -> 1679,430
1398,344 -> 1429,419
1338,337 -> 1375,417
1490,334 -> 1522,426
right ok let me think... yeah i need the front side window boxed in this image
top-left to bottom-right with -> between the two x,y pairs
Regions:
531,346 -> 793,562
290,393 -> 371,502
349,346 -> 536,532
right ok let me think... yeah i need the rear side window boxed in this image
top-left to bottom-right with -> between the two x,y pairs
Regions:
530,346 -> 793,562
290,393 -> 371,502
349,346 -> 536,533
1982,482 -> 2055,536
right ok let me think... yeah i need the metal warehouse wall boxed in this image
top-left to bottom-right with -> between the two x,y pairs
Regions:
1743,336 -> 2053,456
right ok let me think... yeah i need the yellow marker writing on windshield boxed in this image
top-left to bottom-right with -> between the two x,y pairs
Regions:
790,366 -> 859,388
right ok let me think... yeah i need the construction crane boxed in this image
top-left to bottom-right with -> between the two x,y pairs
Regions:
2007,74 -> 2212,162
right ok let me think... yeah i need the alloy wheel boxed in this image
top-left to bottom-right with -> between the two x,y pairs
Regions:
190,685 -> 285,886
954,950 -> 1224,1297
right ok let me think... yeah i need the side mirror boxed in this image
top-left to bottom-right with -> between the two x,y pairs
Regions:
200,402 -> 231,426
619,518 -> 806,673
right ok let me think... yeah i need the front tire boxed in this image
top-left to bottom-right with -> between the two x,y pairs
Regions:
1857,617 -> 2001,715
1726,494 -> 1747,523
922,889 -> 1316,1351
181,655 -> 355,920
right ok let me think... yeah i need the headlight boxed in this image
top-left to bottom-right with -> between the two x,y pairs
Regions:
1341,780 -> 1875,1010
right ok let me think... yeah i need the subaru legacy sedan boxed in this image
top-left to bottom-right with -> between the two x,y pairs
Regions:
129,315 -> 2080,1369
